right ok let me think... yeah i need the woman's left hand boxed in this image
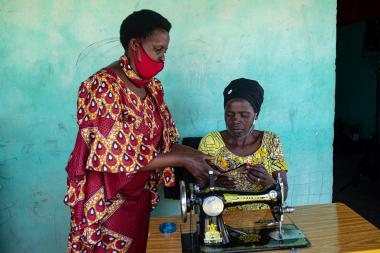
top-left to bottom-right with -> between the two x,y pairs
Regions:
245,164 -> 275,186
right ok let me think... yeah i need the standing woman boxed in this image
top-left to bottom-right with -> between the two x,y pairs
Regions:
64,10 -> 211,253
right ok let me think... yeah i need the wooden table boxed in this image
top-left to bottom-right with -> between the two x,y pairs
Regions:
147,203 -> 380,252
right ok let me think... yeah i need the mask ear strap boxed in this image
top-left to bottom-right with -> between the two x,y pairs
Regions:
136,43 -> 142,62
235,115 -> 257,140
250,113 -> 257,129
130,39 -> 142,61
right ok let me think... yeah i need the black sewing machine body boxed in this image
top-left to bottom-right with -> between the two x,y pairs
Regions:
179,175 -> 311,252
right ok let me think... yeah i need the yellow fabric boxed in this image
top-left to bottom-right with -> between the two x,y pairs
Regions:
198,131 -> 288,210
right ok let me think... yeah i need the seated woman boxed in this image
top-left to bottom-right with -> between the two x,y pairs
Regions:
198,78 -> 288,210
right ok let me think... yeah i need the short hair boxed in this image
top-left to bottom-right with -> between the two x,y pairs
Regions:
120,9 -> 171,51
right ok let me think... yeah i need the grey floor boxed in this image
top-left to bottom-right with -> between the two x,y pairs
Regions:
332,150 -> 380,228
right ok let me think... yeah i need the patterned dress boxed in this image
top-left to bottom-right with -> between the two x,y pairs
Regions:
198,131 -> 288,210
64,57 -> 179,252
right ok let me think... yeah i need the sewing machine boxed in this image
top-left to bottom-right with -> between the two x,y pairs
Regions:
179,171 -> 311,252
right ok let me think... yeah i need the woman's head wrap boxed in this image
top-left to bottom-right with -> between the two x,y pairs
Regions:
223,78 -> 264,116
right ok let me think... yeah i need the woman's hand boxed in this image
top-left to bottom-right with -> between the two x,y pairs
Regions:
142,143 -> 213,185
215,175 -> 236,189
245,164 -> 275,186
170,144 -> 213,185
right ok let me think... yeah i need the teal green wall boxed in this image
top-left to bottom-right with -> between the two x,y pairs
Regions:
0,1 -> 336,252
336,22 -> 378,140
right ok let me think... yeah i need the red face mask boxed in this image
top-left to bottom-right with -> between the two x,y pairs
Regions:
132,43 -> 164,80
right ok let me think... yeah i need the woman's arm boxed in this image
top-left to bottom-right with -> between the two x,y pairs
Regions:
245,165 -> 288,200
141,143 -> 213,184
246,133 -> 289,199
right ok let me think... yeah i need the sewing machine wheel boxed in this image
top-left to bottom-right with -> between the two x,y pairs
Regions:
202,196 -> 224,217
180,180 -> 188,222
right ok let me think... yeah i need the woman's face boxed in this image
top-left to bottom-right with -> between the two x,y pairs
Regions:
138,28 -> 169,62
225,98 -> 256,139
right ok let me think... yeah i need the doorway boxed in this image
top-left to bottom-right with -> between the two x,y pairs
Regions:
333,0 -> 380,228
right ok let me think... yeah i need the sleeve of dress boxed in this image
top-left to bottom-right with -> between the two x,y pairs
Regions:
147,79 -> 180,187
198,133 -> 214,156
268,133 -> 288,172
198,132 -> 223,159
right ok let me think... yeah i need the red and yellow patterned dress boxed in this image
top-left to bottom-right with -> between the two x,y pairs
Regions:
64,56 -> 179,252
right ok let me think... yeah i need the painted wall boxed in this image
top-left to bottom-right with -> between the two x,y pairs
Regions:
0,0 -> 336,252
336,21 -> 378,140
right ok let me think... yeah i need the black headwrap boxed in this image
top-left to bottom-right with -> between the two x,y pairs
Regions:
223,78 -> 264,116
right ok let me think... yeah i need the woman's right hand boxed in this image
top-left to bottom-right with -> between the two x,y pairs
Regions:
142,143 -> 214,185
171,144 -> 214,185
